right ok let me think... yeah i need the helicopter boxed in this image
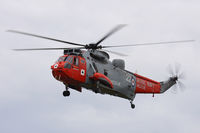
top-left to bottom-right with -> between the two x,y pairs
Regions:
7,25 -> 193,109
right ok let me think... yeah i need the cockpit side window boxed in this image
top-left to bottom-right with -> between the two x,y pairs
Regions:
56,56 -> 65,63
65,56 -> 73,64
73,56 -> 79,66
64,56 -> 73,69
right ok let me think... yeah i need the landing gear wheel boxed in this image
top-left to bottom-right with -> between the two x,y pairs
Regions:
131,104 -> 135,109
63,90 -> 70,97
94,81 -> 100,93
130,100 -> 135,109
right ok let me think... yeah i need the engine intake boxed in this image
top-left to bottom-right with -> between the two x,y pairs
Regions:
112,59 -> 125,69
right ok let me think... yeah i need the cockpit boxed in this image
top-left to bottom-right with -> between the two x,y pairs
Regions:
55,55 -> 78,64
52,55 -> 86,83
54,55 -> 86,70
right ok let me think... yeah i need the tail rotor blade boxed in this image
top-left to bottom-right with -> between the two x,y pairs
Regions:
167,64 -> 174,76
177,81 -> 186,92
166,63 -> 186,94
175,62 -> 181,75
179,72 -> 185,80
171,85 -> 178,94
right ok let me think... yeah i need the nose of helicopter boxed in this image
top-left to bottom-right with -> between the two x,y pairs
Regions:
51,63 -> 65,81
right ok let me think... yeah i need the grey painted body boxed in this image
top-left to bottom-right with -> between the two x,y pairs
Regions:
61,49 -> 178,105
79,50 -> 135,101
76,50 -> 177,102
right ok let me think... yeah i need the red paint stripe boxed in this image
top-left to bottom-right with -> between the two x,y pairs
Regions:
134,74 -> 161,93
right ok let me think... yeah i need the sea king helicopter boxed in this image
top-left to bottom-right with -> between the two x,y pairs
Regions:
8,25 -> 193,109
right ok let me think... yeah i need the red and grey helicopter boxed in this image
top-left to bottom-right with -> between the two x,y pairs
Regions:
8,25 -> 192,109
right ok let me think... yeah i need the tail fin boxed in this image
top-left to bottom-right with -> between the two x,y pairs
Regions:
160,77 -> 177,93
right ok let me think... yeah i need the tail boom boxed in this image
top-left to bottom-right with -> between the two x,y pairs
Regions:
134,73 -> 176,94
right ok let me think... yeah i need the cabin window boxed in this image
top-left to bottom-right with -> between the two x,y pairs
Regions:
81,59 -> 85,64
104,69 -> 108,76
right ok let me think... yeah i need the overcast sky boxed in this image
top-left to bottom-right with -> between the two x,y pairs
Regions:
0,0 -> 200,133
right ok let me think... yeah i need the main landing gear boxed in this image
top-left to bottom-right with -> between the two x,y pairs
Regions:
63,90 -> 70,97
130,100 -> 135,109
63,85 -> 70,97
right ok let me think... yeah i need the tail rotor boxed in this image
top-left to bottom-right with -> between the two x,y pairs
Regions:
166,63 -> 186,93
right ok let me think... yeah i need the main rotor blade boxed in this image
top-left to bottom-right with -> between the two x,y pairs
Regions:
12,47 -> 85,51
95,24 -> 126,46
103,40 -> 195,48
7,30 -> 85,47
102,49 -> 128,56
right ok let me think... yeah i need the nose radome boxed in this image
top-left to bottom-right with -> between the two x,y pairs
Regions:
51,63 -> 62,70
51,63 -> 64,81
51,64 -> 55,69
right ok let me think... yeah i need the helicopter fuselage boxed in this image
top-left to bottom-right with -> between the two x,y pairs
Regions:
8,25 -> 187,109
51,50 -> 173,102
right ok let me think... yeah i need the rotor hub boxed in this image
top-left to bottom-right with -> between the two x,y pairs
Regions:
85,43 -> 102,50
171,76 -> 178,82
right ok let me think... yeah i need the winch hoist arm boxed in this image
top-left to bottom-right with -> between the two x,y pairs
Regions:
87,57 -> 96,74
